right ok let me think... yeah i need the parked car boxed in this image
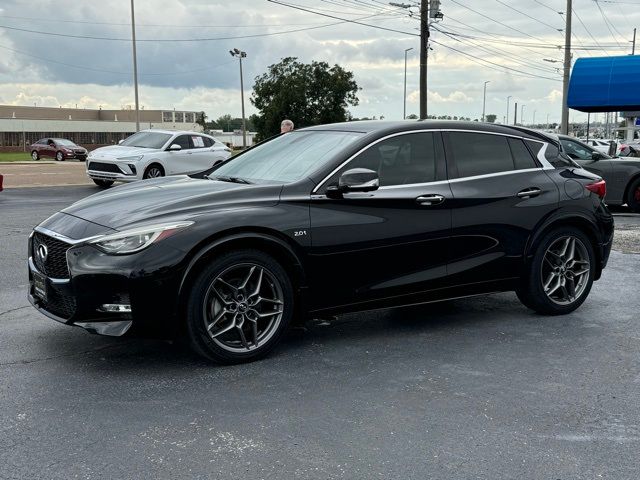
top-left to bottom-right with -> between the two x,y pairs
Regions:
584,139 -> 616,154
86,129 -> 232,188
556,134 -> 640,212
28,121 -> 614,363
30,138 -> 88,162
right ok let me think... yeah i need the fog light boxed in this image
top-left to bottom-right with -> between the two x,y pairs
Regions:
99,304 -> 132,313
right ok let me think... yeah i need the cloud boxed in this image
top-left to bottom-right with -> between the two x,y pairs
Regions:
407,89 -> 474,104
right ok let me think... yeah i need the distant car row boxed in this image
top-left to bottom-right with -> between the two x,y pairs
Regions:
29,130 -> 233,188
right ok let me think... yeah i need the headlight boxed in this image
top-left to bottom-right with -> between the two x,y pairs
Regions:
89,221 -> 193,254
117,155 -> 144,161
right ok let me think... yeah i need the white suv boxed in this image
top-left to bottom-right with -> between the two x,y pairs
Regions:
86,129 -> 232,188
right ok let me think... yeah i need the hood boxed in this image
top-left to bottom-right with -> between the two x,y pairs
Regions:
88,145 -> 154,161
61,176 -> 282,230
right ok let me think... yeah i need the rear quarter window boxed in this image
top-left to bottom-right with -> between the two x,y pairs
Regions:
545,143 -> 577,168
508,138 -> 537,169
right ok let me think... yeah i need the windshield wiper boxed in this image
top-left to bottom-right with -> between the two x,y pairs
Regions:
210,175 -> 253,184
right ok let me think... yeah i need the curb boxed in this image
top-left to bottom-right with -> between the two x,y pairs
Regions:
0,161 -> 58,165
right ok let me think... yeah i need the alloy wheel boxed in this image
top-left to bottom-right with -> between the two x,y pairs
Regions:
541,236 -> 590,305
31,151 -> 38,160
203,263 -> 284,352
146,167 -> 162,178
56,152 -> 63,161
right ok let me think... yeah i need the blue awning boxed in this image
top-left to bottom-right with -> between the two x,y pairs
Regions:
568,56 -> 640,112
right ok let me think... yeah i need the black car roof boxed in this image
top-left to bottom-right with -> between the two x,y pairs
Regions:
300,120 -> 557,144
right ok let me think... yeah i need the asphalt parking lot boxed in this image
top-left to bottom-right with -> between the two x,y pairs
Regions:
1,186 -> 639,479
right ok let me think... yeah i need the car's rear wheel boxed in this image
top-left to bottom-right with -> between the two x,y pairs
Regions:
143,164 -> 164,179
517,227 -> 595,315
185,249 -> 294,364
31,150 -> 39,161
55,151 -> 64,161
93,179 -> 114,188
626,177 -> 640,213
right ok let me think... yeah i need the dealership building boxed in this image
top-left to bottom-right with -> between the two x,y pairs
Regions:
0,105 -> 204,150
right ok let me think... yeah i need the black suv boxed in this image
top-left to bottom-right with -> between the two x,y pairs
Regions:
28,121 -> 614,363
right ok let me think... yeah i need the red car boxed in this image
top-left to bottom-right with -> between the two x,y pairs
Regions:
30,138 -> 88,162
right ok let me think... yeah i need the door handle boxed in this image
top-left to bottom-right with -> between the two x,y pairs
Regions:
516,187 -> 541,198
416,194 -> 445,206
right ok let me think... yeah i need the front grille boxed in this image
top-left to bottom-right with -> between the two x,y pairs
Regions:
32,232 -> 70,279
88,161 -> 122,173
44,289 -> 77,319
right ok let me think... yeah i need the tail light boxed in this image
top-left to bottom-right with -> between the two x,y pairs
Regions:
585,179 -> 606,198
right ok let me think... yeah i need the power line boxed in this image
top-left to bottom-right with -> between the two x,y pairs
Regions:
493,0 -> 564,34
430,38 -> 562,81
592,0 -> 625,47
571,7 -> 609,55
267,0 -> 418,36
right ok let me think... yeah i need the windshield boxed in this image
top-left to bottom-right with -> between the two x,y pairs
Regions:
120,131 -> 172,149
54,139 -> 77,147
210,130 -> 364,184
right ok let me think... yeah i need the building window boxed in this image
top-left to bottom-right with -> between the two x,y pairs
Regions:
174,111 -> 184,122
184,112 -> 195,123
163,111 -> 173,122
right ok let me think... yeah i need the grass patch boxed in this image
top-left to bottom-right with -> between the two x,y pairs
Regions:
0,152 -> 32,162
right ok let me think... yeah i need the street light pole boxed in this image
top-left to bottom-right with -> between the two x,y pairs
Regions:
533,110 -> 537,126
482,81 -> 490,122
561,0 -> 572,134
130,0 -> 140,132
403,47 -> 413,119
230,48 -> 247,148
506,95 -> 512,125
521,104 -> 526,126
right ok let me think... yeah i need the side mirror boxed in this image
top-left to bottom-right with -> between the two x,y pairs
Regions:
591,151 -> 603,161
118,139 -> 124,145
167,144 -> 182,151
327,168 -> 379,196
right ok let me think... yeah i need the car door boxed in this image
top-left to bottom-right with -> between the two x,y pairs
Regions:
442,131 -> 560,285
43,139 -> 55,158
164,134 -> 194,175
308,131 -> 452,310
187,135 -> 218,171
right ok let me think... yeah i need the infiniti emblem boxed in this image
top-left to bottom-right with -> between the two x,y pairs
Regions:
37,243 -> 48,263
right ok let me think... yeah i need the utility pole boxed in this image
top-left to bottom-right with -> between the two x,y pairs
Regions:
230,48 -> 247,148
506,95 -> 512,125
561,0 -> 572,134
420,0 -> 429,119
130,0 -> 140,132
482,81 -> 490,122
514,102 -> 518,126
632,27 -> 636,55
403,47 -> 413,119
521,104 -> 526,126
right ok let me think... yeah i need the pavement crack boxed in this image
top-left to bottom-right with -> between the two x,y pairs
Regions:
0,305 -> 30,318
0,341 -> 137,367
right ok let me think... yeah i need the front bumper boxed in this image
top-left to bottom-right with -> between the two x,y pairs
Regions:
86,161 -> 140,183
28,230 -> 188,338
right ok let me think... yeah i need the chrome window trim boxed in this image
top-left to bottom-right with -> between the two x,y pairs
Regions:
312,128 -> 553,193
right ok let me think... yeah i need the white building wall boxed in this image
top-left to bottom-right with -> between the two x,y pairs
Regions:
0,118 -> 202,133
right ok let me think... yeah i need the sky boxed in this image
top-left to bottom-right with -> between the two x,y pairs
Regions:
0,0 -> 637,125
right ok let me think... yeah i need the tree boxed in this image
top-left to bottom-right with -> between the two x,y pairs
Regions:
485,114 -> 497,123
406,114 -> 418,119
251,57 -> 359,139
196,111 -> 207,129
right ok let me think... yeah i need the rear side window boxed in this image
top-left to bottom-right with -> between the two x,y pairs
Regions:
202,137 -> 214,147
508,138 -> 537,170
447,132 -> 514,178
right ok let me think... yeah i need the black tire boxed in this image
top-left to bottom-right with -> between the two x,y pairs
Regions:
55,151 -> 65,162
626,177 -> 640,213
31,150 -> 40,161
93,179 -> 114,188
516,227 -> 595,315
143,164 -> 164,179
185,249 -> 294,364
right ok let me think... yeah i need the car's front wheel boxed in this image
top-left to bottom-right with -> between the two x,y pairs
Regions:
31,150 -> 39,161
185,249 -> 294,364
517,227 -> 595,315
93,179 -> 114,188
626,177 -> 640,213
143,164 -> 164,179
55,151 -> 64,161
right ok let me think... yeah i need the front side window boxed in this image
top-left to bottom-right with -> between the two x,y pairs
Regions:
172,135 -> 192,150
447,132 -> 515,178
328,132 -> 440,187
211,130 -> 364,184
120,131 -> 172,149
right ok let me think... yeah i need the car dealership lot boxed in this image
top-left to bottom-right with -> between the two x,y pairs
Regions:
1,186 -> 639,479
